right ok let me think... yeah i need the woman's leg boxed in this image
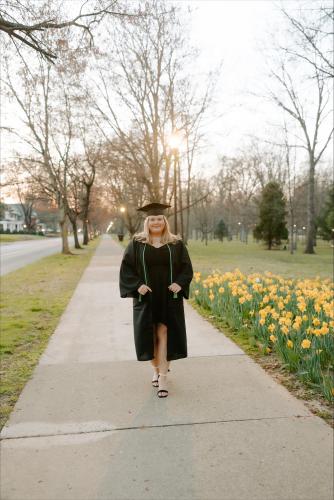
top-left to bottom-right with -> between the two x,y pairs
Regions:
156,322 -> 168,375
150,323 -> 159,370
156,322 -> 169,396
153,323 -> 170,371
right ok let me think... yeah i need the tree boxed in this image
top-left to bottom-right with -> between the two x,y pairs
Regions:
191,176 -> 215,245
0,201 -> 5,219
214,219 -> 228,242
0,0 -> 141,62
65,136 -> 101,248
96,138 -> 148,237
253,181 -> 288,250
17,187 -> 39,232
268,64 -> 332,254
92,0 -> 217,237
216,152 -> 264,241
265,4 -> 333,254
281,120 -> 298,255
3,31 -> 80,253
92,2 -> 184,202
317,185 -> 334,243
280,5 -> 334,79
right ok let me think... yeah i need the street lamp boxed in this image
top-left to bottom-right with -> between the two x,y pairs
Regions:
118,206 -> 126,241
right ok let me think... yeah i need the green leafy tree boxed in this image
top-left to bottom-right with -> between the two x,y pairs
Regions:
214,219 -> 228,241
317,185 -> 334,242
253,181 -> 288,250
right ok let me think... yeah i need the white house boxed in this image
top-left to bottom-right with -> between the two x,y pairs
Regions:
0,204 -> 25,232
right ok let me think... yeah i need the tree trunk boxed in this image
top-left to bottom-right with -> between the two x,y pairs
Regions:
304,157 -> 316,254
81,183 -> 92,246
83,220 -> 89,245
177,154 -> 184,240
289,222 -> 294,255
59,214 -> 72,255
71,219 -> 82,249
173,154 -> 178,235
185,169 -> 190,245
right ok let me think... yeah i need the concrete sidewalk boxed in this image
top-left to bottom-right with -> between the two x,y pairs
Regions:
1,235 -> 333,500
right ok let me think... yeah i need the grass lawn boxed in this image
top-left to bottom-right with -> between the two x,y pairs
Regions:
115,235 -> 333,280
188,238 -> 333,280
0,236 -> 101,430
0,234 -> 50,244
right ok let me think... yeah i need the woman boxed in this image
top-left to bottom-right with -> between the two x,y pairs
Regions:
119,202 -> 193,398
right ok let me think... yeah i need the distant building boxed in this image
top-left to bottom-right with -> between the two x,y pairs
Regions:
0,203 -> 48,233
0,204 -> 25,232
34,207 -> 60,233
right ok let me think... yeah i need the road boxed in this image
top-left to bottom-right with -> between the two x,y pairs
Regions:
0,236 -> 76,276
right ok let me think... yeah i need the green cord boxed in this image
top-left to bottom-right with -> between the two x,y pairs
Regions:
138,243 -> 147,303
167,244 -> 178,299
139,243 -> 177,302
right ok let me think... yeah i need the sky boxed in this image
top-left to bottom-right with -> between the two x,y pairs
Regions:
1,0 -> 333,201
183,0 -> 332,172
185,0 -> 277,165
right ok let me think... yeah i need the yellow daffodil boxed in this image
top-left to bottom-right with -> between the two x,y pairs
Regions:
301,339 -> 311,349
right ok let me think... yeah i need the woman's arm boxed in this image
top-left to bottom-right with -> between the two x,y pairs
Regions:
174,241 -> 194,290
119,240 -> 145,298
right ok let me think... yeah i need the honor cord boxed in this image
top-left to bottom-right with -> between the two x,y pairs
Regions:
138,243 -> 148,302
167,244 -> 178,299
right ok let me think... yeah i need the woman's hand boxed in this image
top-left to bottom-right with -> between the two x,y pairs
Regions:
138,284 -> 152,295
168,282 -> 182,293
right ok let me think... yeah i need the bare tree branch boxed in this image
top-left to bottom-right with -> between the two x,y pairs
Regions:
0,1 -> 144,62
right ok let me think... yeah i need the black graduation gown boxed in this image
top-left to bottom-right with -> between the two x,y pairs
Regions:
119,238 -> 194,361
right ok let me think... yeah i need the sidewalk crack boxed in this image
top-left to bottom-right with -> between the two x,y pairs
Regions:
0,414 -> 313,441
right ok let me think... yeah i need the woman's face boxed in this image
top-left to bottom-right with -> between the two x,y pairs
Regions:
148,215 -> 165,235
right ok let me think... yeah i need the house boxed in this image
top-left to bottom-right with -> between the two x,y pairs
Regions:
0,203 -> 47,233
0,204 -> 25,232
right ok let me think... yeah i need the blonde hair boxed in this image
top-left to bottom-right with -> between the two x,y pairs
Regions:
133,215 -> 182,245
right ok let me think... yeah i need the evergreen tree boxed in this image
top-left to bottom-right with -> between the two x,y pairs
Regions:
214,219 -> 228,241
317,185 -> 334,243
253,181 -> 288,250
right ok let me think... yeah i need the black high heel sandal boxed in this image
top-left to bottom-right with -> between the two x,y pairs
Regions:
152,368 -> 170,387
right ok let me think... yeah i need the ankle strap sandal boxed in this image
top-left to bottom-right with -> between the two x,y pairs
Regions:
157,373 -> 168,398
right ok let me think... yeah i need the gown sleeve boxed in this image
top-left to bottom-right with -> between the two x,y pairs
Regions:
174,241 -> 194,295
119,239 -> 145,298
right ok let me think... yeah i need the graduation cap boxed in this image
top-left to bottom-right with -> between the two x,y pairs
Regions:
137,202 -> 171,216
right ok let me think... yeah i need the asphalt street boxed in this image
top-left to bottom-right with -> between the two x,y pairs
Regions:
0,236 -> 76,275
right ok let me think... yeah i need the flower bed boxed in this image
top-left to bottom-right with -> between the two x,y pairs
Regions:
192,269 -> 334,401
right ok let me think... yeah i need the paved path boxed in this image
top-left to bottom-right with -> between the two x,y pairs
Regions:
1,235 -> 333,500
0,236 -> 75,276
